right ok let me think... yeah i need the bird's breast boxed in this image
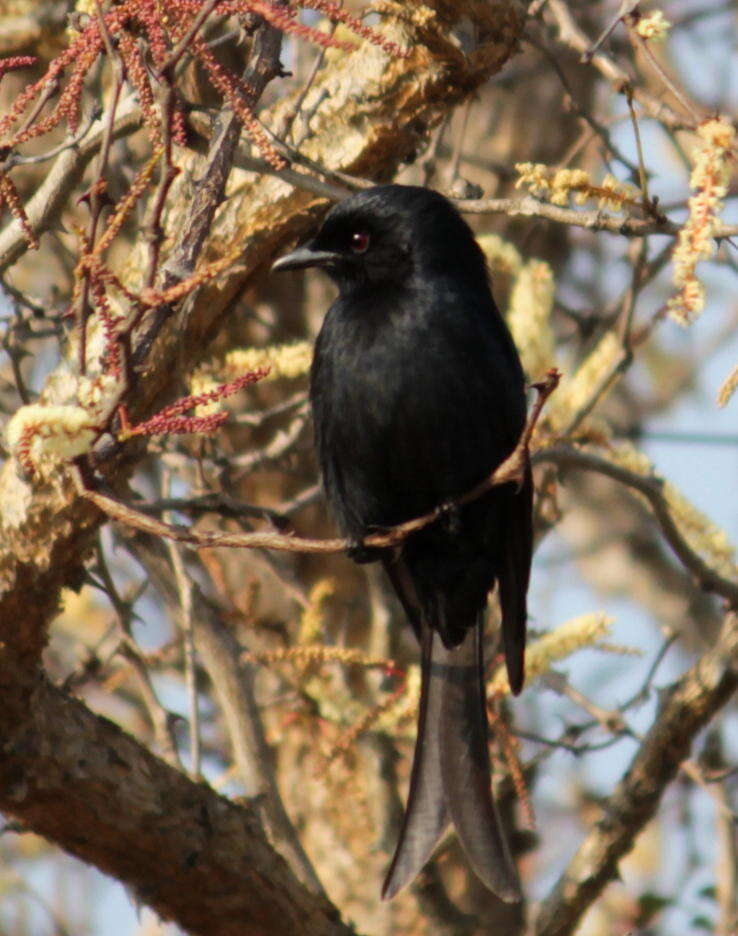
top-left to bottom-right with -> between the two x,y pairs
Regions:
311,290 -> 519,531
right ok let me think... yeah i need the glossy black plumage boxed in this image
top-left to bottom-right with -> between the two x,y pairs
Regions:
272,185 -> 532,900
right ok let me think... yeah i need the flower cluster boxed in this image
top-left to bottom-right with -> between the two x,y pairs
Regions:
668,117 -> 736,326
0,171 -> 39,249
548,331 -> 622,431
634,10 -> 671,41
0,55 -> 37,83
477,233 -> 523,276
515,163 -> 639,211
0,1 -> 405,154
118,367 -> 270,439
717,363 -> 738,408
5,368 -> 125,476
488,612 -> 627,696
221,341 -> 314,382
664,477 -> 736,578
1,1 -> 409,372
6,404 -> 99,476
601,442 -> 737,579
298,578 -> 335,646
244,644 -> 391,670
507,259 -> 556,382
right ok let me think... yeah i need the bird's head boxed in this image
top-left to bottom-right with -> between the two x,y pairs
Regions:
271,185 -> 488,295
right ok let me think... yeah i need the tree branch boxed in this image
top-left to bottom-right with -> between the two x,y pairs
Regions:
0,652 -> 356,936
533,612 -> 738,936
126,531 -> 325,896
534,445 -> 738,606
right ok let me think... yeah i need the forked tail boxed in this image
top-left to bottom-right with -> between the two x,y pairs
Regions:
381,619 -> 520,901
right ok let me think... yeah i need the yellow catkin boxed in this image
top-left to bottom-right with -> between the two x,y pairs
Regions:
664,481 -> 737,577
668,118 -> 735,325
601,442 -> 737,580
188,373 -> 222,417
245,644 -> 388,669
298,578 -> 335,646
551,168 -> 590,206
717,363 -> 738,408
549,331 -> 622,430
6,403 -> 97,474
489,612 -> 614,695
477,233 -> 523,276
515,163 -> 637,212
507,260 -> 556,381
67,0 -> 96,37
635,10 -> 671,41
222,341 -> 313,381
375,664 -> 421,735
515,162 -> 553,197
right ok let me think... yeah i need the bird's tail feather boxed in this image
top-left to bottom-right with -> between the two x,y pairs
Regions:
382,619 -> 520,901
381,624 -> 447,899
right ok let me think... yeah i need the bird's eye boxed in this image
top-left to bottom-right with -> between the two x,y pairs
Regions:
350,231 -> 370,254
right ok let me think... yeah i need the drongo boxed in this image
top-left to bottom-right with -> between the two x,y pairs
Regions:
273,185 -> 532,900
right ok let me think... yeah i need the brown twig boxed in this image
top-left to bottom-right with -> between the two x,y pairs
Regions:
546,0 -> 694,132
534,445 -> 738,606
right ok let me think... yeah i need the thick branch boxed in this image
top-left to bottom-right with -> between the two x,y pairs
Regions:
533,612 -> 738,936
126,531 -> 324,896
0,656 -> 355,936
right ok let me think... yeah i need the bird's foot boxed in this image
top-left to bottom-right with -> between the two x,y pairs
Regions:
436,499 -> 461,534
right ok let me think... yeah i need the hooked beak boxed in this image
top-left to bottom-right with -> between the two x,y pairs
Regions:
271,243 -> 340,274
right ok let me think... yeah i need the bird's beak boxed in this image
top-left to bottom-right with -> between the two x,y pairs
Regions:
271,243 -> 340,274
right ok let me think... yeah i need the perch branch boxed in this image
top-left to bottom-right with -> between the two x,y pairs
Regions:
75,370 -> 560,555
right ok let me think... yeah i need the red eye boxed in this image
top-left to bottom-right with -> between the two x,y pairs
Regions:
350,231 -> 370,253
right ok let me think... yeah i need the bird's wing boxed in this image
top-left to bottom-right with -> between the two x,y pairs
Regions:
497,465 -> 534,696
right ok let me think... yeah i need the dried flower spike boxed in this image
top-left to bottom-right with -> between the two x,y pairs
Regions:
717,363 -> 738,408
118,367 -> 270,439
515,163 -> 639,212
668,117 -> 735,326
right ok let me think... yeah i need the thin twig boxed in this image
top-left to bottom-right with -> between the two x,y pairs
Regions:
534,446 -> 738,605
546,0 -> 694,131
157,0 -> 221,77
164,471 -> 201,780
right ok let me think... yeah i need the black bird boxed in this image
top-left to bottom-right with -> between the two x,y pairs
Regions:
272,185 -> 532,901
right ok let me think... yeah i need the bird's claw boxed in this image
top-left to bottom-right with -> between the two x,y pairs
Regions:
436,499 -> 461,534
